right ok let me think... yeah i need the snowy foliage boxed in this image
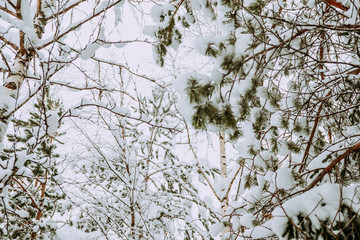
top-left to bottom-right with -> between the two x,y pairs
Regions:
2,0 -> 360,239
148,0 -> 360,239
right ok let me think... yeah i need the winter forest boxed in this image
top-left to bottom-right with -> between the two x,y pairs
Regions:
1,0 -> 360,239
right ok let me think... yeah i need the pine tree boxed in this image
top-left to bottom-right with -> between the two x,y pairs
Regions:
0,90 -> 66,239
147,0 -> 360,238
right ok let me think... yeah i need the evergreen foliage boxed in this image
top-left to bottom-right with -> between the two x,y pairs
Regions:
147,0 -> 360,238
0,92 -> 65,239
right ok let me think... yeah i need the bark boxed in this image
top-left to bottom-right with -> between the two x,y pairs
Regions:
0,57 -> 27,145
219,131 -> 229,235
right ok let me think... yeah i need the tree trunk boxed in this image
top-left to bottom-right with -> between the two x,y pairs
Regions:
219,131 -> 229,235
0,56 -> 27,145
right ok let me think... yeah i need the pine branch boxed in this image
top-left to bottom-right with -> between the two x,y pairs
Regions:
306,142 -> 360,191
299,90 -> 332,173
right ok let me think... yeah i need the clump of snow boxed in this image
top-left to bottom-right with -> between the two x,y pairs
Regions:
235,29 -> 252,57
270,111 -> 284,128
256,86 -> 268,99
143,25 -> 158,37
274,167 -> 295,190
0,86 -> 16,111
254,155 -> 266,169
240,213 -> 255,228
56,227 -> 99,240
53,175 -> 64,185
244,224 -> 274,239
150,4 -> 175,25
46,110 -> 59,134
114,42 -> 128,48
242,186 -> 262,209
79,43 -> 101,60
15,209 -> 29,218
113,0 -> 125,26
15,151 -> 28,168
0,169 -> 12,186
254,151 -> 273,169
112,106 -> 130,116
194,36 -> 216,55
210,222 -> 224,237
269,183 -> 360,238
211,69 -> 223,84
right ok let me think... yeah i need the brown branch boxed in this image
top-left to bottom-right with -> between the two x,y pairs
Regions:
225,165 -> 242,200
12,177 -> 41,214
323,0 -> 349,11
90,56 -> 165,88
306,142 -> 360,191
195,163 -> 222,202
0,35 -> 19,50
36,0 -> 41,16
6,0 -> 16,10
0,5 -> 17,17
182,119 -> 222,202
299,90 -> 332,173
38,0 -> 123,49
44,0 -> 87,21
243,29 -> 308,65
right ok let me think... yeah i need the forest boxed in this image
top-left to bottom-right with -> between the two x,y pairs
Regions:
0,0 -> 360,239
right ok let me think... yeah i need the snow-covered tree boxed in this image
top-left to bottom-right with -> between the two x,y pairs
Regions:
147,0 -> 360,239
65,75 -> 219,239
0,92 -> 66,239
0,0 -> 156,238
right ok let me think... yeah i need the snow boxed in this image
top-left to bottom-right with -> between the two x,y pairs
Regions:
53,175 -> 64,185
79,43 -> 101,60
143,25 -> 158,37
150,5 -> 164,23
112,106 -> 130,116
268,183 -> 360,238
256,86 -> 268,99
95,0 -> 110,13
243,0 -> 257,7
240,213 -> 255,228
114,42 -> 128,48
188,0 -> 200,10
56,227 -> 99,240
307,0 -> 316,8
150,4 -> 175,24
242,186 -> 262,207
47,110 -> 59,134
210,222 -> 224,237
114,0 -> 125,26
235,31 -> 252,57
0,169 -> 12,185
15,151 -> 28,168
0,86 -> 16,113
15,209 -> 29,218
244,224 -> 274,239
274,167 -> 295,190
254,154 -> 266,169
32,225 -> 39,233
194,36 -> 216,55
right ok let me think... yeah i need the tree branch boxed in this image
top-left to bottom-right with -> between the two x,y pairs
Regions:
0,35 -> 19,51
306,142 -> 360,190
0,5 -> 17,17
38,0 -> 124,49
